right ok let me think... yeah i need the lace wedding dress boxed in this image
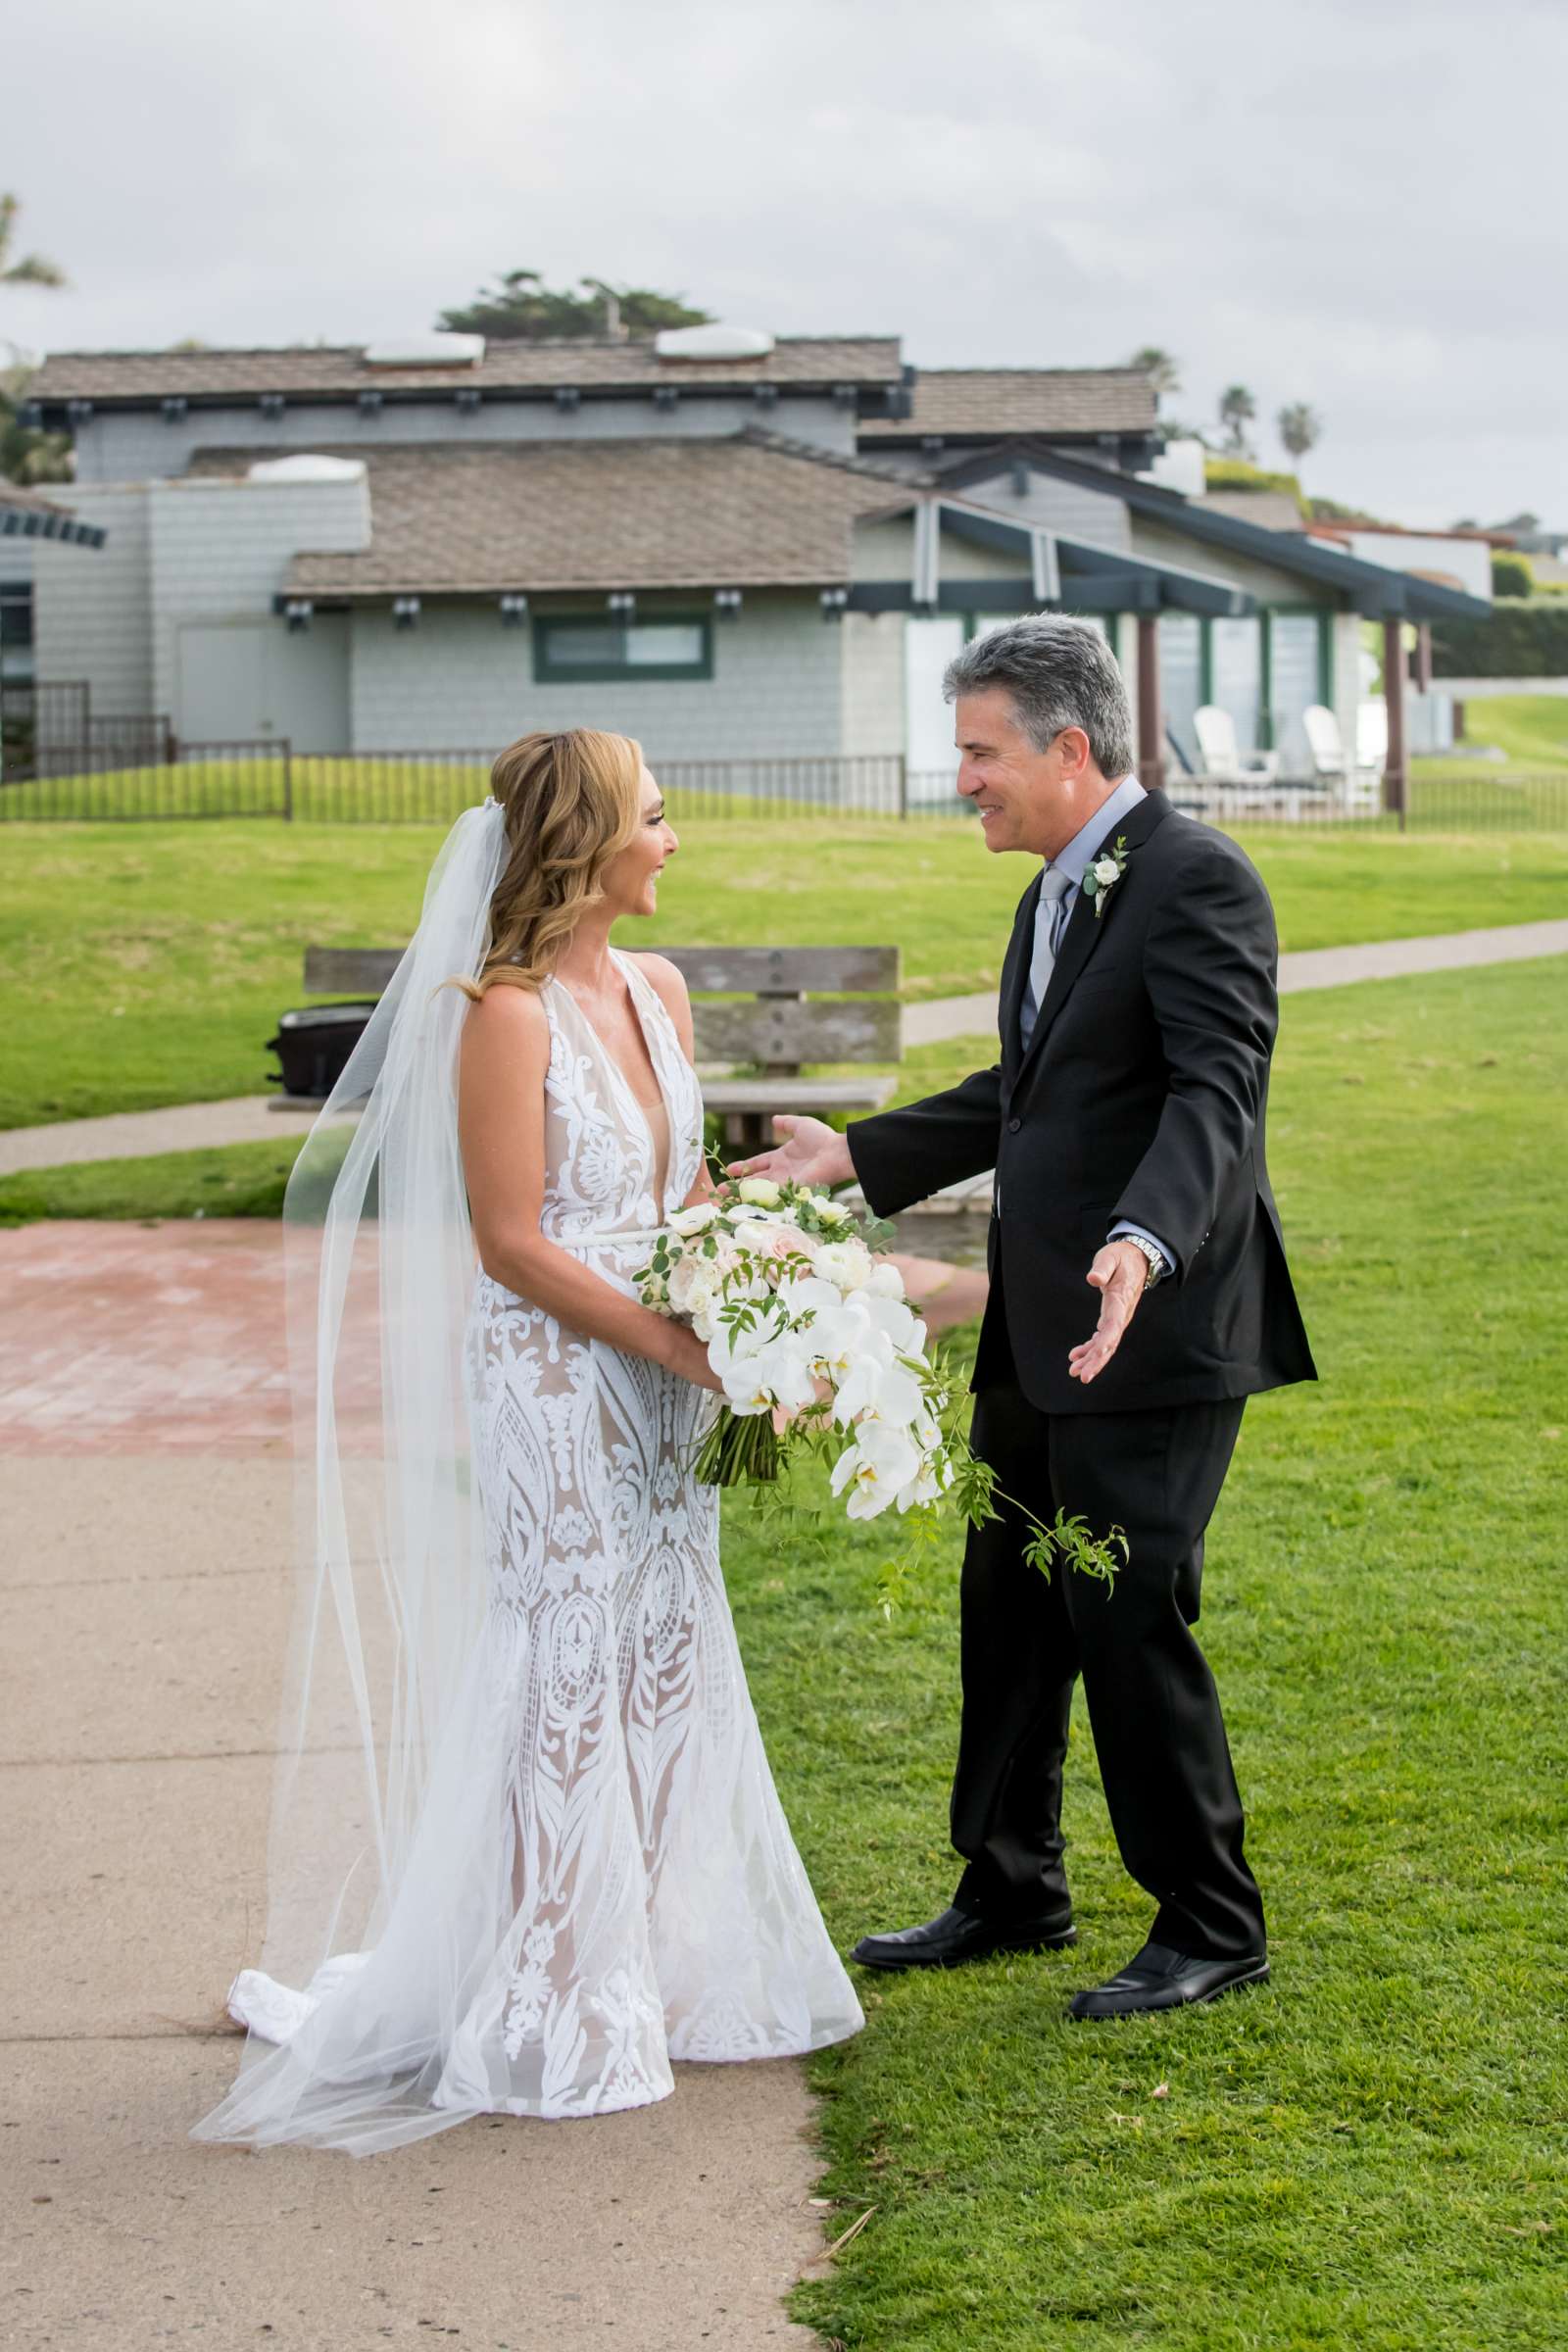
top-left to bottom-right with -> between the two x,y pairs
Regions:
195,948 -> 862,2153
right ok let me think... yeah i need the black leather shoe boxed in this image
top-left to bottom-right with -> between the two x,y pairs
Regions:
1068,1939 -> 1269,2020
851,1904 -> 1076,1972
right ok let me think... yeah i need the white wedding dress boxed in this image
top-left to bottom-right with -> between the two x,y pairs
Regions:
195,948 -> 862,2152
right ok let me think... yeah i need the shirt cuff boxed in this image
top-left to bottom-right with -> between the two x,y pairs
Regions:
1108,1220 -> 1172,1279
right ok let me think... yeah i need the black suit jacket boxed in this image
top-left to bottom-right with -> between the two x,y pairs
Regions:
848,789 -> 1317,1414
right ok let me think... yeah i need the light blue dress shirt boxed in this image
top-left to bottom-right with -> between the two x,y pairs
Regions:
1015,775 -> 1175,1282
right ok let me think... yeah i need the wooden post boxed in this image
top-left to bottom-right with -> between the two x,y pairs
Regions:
1136,611 -> 1162,793
1414,621 -> 1433,694
1382,616 -> 1407,829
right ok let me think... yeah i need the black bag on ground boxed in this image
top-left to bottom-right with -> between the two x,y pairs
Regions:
267,1004 -> 380,1101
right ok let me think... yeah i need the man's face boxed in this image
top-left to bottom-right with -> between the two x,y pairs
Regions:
954,688 -> 1085,858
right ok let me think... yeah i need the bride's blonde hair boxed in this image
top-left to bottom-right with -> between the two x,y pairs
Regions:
456,728 -> 645,999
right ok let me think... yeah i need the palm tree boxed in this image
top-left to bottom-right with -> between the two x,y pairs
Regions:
0,194 -> 67,292
1217,384 -> 1256,456
1127,346 -> 1181,400
1277,402 -> 1321,464
1,195 -> 71,484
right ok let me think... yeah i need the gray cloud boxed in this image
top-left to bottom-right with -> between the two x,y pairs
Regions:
5,0 -> 1564,525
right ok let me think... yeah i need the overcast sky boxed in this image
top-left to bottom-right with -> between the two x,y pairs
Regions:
6,0 -> 1564,528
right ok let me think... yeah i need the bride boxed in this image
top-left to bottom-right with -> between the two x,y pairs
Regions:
193,728 -> 863,2155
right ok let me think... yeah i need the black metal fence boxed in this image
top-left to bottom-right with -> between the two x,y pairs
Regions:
2,730 -> 1565,832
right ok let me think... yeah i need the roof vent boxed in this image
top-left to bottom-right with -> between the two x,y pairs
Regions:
654,324 -> 775,363
362,332 -> 485,368
246,455 -> 368,484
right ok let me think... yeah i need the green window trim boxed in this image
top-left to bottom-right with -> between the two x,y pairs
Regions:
1183,608 -> 1333,748
533,612 -> 714,685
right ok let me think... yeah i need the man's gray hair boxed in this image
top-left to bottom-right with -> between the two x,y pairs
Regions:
943,615 -> 1135,780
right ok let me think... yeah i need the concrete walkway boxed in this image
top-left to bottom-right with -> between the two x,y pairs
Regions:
0,1220 -> 984,2347
903,914 -> 1568,1048
3,918 -> 1565,1177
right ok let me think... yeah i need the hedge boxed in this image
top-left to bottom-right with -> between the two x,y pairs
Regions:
1491,552 -> 1535,599
1430,598 -> 1568,678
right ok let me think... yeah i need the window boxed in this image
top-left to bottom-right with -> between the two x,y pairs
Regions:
533,614 -> 712,683
0,580 -> 34,685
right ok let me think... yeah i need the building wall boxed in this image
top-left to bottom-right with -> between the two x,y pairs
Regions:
840,610 -> 905,758
347,592 -> 848,760
31,484 -> 157,712
949,466 -> 1133,553
143,474 -> 371,724
1336,528 -> 1492,603
1130,515 -> 1325,608
851,513 -> 1034,584
69,395 -> 857,483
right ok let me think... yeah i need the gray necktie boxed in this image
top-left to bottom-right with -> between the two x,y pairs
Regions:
1019,866 -> 1073,1052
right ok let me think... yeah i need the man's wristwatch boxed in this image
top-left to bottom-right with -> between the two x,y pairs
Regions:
1116,1232 -> 1168,1290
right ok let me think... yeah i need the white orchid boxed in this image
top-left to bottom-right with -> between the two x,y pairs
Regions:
896,1449 -> 955,1511
829,1420 -> 923,1520
857,1355 -> 926,1429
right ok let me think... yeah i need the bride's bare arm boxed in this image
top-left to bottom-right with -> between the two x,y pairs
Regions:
458,985 -> 720,1390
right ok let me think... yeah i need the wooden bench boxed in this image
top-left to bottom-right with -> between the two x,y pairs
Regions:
276,944 -> 902,1152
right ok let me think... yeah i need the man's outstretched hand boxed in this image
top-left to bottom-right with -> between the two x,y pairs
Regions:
727,1114 -> 856,1192
1068,1241 -> 1151,1385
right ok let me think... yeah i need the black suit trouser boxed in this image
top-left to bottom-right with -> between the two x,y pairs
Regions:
952,1298 -> 1266,1960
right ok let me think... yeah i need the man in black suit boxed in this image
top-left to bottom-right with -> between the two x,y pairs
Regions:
734,615 -> 1315,2018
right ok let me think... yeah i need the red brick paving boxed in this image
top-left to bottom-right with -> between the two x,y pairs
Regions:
0,1221 -> 988,1457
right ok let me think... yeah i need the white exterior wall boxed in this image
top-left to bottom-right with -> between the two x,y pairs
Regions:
1130,515 -> 1321,608
31,483 -> 157,712
347,593 -> 847,760
1332,612 -> 1363,768
70,395 -> 857,483
852,514 -> 1036,586
949,465 -> 1133,553
143,474 -> 371,718
1335,528 -> 1492,603
840,611 -> 905,758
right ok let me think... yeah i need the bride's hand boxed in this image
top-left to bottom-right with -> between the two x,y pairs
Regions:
661,1321 -> 725,1396
727,1115 -> 855,1192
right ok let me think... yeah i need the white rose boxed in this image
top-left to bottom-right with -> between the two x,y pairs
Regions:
668,1201 -> 718,1237
865,1260 -> 906,1300
1092,854 -> 1120,889
813,1238 -> 873,1295
814,1198 -> 852,1227
737,1176 -> 783,1209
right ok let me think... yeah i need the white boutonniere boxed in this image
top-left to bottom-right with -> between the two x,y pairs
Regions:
1081,835 -> 1129,919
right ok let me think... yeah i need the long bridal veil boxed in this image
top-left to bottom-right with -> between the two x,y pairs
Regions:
193,797 -> 509,2152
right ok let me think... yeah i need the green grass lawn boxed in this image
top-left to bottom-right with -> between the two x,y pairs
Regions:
700,955 -> 1568,2350
4,816 -> 1567,1130
3,945 -> 1562,2339
1412,695 -> 1568,822
1446,693 -> 1568,768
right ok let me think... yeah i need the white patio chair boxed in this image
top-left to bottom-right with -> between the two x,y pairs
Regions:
1193,704 -> 1280,813
1341,700 -> 1389,813
1301,704 -> 1348,785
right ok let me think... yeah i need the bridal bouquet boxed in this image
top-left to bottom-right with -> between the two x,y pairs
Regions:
636,1177 -> 1126,1600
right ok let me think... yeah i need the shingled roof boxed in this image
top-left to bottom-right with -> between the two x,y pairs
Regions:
860,367 -> 1157,443
184,432 -> 926,597
28,337 -> 904,404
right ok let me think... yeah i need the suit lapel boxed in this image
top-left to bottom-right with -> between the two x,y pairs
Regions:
1014,788 -> 1175,1084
